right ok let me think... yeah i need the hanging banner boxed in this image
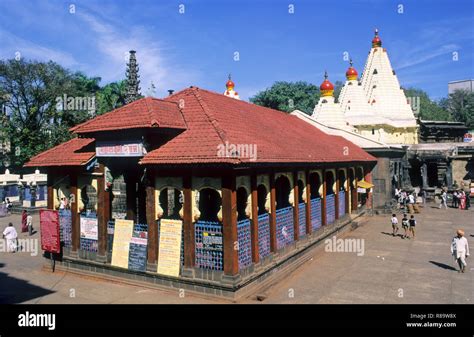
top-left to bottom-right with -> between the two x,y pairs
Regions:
111,219 -> 134,269
157,219 -> 183,277
39,209 -> 61,254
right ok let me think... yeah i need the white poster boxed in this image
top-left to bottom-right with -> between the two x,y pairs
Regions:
80,216 -> 98,240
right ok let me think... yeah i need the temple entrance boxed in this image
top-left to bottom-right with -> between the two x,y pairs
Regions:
427,162 -> 439,187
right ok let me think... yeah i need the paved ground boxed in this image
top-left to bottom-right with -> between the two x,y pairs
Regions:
0,204 -> 472,304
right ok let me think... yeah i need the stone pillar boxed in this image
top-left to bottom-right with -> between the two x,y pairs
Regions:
97,164 -> 109,263
70,173 -> 80,257
322,170 -> 327,226
269,172 -> 277,252
182,174 -> 195,275
146,170 -> 158,271
446,160 -> 453,189
305,171 -> 311,235
292,172 -> 299,241
222,172 -> 239,278
421,162 -> 428,189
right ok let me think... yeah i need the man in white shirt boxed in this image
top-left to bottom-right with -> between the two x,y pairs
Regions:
2,222 -> 18,253
451,229 -> 470,273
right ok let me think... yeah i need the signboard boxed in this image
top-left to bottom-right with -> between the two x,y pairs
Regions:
157,219 -> 183,277
80,216 -> 98,240
96,140 -> 145,157
111,219 -> 134,269
202,232 -> 223,251
463,133 -> 473,143
59,209 -> 72,245
357,187 -> 367,193
128,230 -> 148,272
39,209 -> 61,253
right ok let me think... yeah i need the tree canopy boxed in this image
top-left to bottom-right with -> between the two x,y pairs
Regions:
250,81 -> 320,114
0,59 -> 126,170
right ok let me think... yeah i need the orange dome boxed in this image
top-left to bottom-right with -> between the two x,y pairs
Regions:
372,28 -> 382,47
226,74 -> 235,89
346,59 -> 358,80
320,71 -> 334,97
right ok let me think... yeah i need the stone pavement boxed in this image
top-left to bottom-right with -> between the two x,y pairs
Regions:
0,204 -> 472,304
244,203 -> 474,304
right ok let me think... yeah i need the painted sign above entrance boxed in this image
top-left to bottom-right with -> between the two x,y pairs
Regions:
96,141 -> 146,157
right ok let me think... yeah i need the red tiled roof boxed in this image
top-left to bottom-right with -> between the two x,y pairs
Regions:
140,87 -> 376,165
70,97 -> 186,134
24,138 -> 95,167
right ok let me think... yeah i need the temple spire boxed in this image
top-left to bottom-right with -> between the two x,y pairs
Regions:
320,71 -> 334,97
372,28 -> 382,48
224,74 -> 240,99
125,50 -> 141,104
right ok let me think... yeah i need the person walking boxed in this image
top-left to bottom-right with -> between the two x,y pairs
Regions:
451,229 -> 470,273
409,215 -> 416,240
2,222 -> 18,252
452,190 -> 459,208
21,210 -> 28,233
27,212 -> 33,236
459,191 -> 466,210
391,214 -> 399,237
401,213 -> 409,239
439,190 -> 448,209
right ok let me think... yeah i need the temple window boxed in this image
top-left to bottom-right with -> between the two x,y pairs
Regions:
275,175 -> 291,209
198,188 -> 221,222
159,187 -> 183,219
257,184 -> 268,215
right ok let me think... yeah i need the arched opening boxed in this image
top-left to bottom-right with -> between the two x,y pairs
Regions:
309,172 -> 322,230
356,167 -> 367,208
297,179 -> 306,238
195,187 -> 223,271
349,168 -> 357,212
159,187 -> 183,220
257,184 -> 267,215
325,171 -> 336,224
236,187 -> 248,221
338,170 -> 347,216
275,175 -> 294,249
275,175 -> 291,210
80,184 -> 97,214
198,188 -> 221,222
257,184 -> 271,259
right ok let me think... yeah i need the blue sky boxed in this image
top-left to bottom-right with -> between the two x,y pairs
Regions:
0,0 -> 473,101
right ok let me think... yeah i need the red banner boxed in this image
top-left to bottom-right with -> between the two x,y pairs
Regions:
40,209 -> 61,253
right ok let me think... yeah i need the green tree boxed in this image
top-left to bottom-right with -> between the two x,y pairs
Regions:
250,81 -> 320,114
443,89 -> 474,128
403,87 -> 452,121
96,80 -> 127,115
0,59 -> 101,169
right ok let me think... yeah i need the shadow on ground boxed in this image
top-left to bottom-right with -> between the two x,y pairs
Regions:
429,260 -> 457,271
0,262 -> 55,303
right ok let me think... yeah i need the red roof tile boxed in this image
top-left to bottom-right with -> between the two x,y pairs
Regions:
70,97 -> 186,134
140,87 -> 376,165
24,138 -> 95,167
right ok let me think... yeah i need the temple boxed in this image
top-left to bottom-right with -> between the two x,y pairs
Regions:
26,77 -> 376,297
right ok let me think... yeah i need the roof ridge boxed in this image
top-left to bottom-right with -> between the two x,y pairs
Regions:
144,97 -> 159,127
191,87 -> 230,145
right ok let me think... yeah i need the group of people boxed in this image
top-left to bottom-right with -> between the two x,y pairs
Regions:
391,213 -> 416,239
439,189 -> 471,210
394,188 -> 425,209
389,214 -> 470,273
452,190 -> 470,210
